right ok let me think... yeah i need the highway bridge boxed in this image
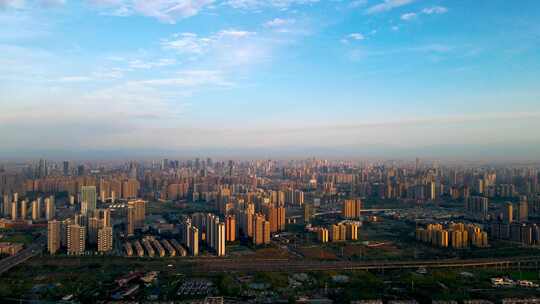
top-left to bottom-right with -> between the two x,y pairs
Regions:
0,236 -> 45,275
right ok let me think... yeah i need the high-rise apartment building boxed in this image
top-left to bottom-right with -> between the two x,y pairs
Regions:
303,203 -> 314,223
88,217 -> 102,245
67,224 -> 86,255
47,220 -> 61,254
63,161 -> 70,176
11,201 -> 17,220
225,215 -> 236,242
216,222 -> 226,256
264,206 -> 286,233
31,200 -> 40,221
81,186 -> 97,214
127,200 -> 146,235
346,223 -> 359,240
189,226 -> 199,256
318,228 -> 329,243
45,197 -> 55,220
97,226 -> 113,252
20,200 -> 27,220
342,199 -> 362,219
503,202 -> 513,224
519,197 -> 528,222
252,214 -> 270,245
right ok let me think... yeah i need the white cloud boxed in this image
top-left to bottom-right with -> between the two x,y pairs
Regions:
217,29 -> 255,38
128,58 -> 176,69
348,0 -> 367,8
224,0 -> 318,10
38,0 -> 66,7
58,76 -> 93,82
264,17 -> 295,28
128,70 -> 233,87
0,0 -> 66,8
132,0 -> 214,23
401,12 -> 416,21
366,0 -> 414,14
161,29 -> 256,56
422,6 -> 447,15
341,33 -> 364,45
161,33 -> 213,55
0,0 -> 25,9
87,0 -> 319,22
88,0 -> 124,5
89,0 -> 215,23
348,33 -> 364,40
161,29 -> 272,68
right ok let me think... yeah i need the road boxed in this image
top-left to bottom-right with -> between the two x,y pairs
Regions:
19,254 -> 540,275
0,236 -> 45,275
186,256 -> 540,273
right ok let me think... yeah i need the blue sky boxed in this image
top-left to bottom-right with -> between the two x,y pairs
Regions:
1,0 -> 539,159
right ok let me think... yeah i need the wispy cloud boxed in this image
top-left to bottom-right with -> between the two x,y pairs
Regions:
348,0 -> 367,8
264,17 -> 295,28
160,29 -> 268,67
132,0 -> 214,23
0,0 -> 66,9
400,6 -> 447,22
422,6 -> 447,15
224,0 -> 318,10
128,70 -> 233,87
341,32 -> 364,44
38,0 -> 65,7
400,12 -> 416,21
87,0 -> 215,23
162,30 -> 256,55
366,0 -> 414,14
58,76 -> 94,82
128,58 -> 176,69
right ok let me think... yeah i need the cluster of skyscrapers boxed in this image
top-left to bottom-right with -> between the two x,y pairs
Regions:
416,222 -> 489,249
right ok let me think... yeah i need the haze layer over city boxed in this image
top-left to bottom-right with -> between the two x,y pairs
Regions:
1,0 -> 540,303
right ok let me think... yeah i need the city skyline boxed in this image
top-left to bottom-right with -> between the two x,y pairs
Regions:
1,0 -> 540,158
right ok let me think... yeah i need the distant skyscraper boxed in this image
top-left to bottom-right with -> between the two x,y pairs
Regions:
253,214 -> 270,245
31,200 -> 40,221
225,215 -> 236,242
63,161 -> 70,176
304,203 -> 314,223
38,158 -> 48,178
11,201 -> 17,220
216,222 -> 226,256
519,197 -> 528,222
77,165 -> 85,176
189,226 -> 199,256
80,186 -> 97,214
503,202 -> 513,224
2,194 -> 10,217
20,200 -> 27,220
45,197 -> 55,220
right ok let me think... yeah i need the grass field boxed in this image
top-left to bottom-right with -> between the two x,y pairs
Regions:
0,234 -> 34,245
298,246 -> 338,260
